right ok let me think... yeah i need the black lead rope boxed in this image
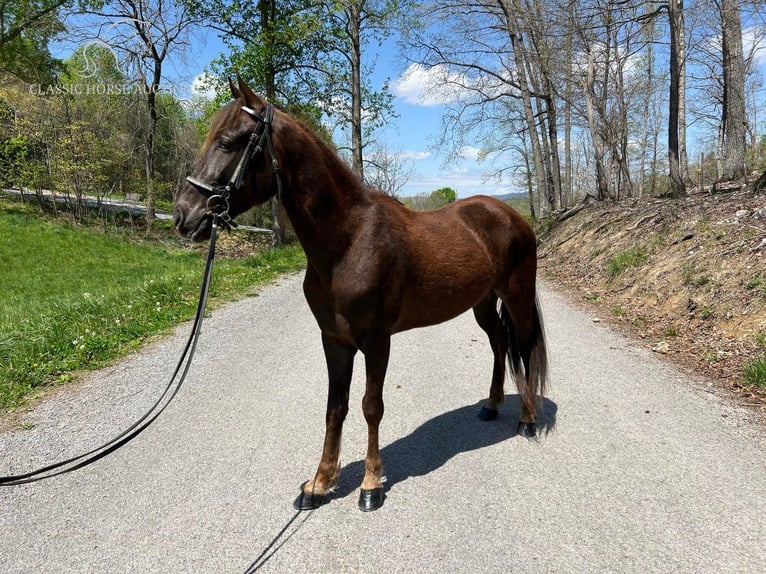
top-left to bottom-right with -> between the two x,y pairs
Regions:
0,215 -> 222,486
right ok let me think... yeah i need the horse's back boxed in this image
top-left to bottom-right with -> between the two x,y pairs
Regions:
372,194 -> 536,332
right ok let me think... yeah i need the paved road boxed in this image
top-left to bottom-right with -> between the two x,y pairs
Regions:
1,274 -> 764,573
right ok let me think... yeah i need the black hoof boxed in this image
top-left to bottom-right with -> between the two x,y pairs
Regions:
517,421 -> 537,438
358,488 -> 385,512
477,406 -> 498,421
293,489 -> 330,511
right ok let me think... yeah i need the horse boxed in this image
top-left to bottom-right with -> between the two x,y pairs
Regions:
173,78 -> 549,512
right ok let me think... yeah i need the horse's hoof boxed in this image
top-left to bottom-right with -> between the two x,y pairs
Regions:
358,488 -> 385,512
293,489 -> 330,511
517,421 -> 537,438
478,406 -> 498,421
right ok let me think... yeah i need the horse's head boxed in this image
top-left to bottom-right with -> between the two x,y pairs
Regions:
174,77 -> 281,241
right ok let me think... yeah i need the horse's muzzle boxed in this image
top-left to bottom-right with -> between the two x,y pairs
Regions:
173,202 -> 212,242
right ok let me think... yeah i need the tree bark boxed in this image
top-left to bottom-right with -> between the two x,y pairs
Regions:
259,0 -> 287,246
719,0 -> 747,182
667,0 -> 686,197
348,1 -> 364,180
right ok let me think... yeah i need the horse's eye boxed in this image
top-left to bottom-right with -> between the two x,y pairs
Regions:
217,139 -> 232,151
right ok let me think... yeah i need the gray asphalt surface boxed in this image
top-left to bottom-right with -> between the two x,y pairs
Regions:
1,273 -> 764,573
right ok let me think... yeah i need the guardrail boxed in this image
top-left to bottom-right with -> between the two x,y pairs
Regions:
1,188 -> 273,234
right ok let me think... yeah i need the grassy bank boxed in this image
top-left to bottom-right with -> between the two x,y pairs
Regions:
0,203 -> 305,412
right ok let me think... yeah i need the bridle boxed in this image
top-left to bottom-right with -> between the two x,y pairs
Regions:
186,102 -> 283,230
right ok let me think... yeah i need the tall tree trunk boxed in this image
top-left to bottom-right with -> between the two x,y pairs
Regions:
720,0 -> 747,181
259,0 -> 286,245
677,3 -> 688,182
144,66 -> 161,228
499,1 -> 548,212
523,136 -> 537,221
583,49 -> 609,200
563,4 -> 574,205
667,0 -> 686,197
639,24 -> 655,197
348,1 -> 364,180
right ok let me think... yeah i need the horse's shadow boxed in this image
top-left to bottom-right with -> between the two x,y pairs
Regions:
333,394 -> 558,499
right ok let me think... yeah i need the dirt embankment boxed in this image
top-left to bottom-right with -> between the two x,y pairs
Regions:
537,189 -> 766,413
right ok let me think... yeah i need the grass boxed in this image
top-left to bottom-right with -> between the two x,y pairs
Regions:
745,272 -> 766,298
662,325 -> 679,337
605,246 -> 648,279
0,203 -> 305,411
743,358 -> 766,390
746,333 -> 766,390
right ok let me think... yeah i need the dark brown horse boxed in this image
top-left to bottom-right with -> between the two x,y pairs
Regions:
174,78 -> 548,512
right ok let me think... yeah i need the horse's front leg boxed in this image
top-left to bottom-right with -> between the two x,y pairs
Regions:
295,332 -> 356,510
358,332 -> 391,512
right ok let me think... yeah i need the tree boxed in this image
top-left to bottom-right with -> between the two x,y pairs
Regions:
430,186 -> 456,204
0,0 -> 67,81
405,1 -> 566,213
667,0 -> 686,197
321,0 -> 402,180
719,0 -> 747,181
365,146 -> 414,198
76,0 -> 200,226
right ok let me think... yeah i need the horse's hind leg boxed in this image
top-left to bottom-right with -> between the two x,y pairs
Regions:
499,277 -> 548,438
472,294 -> 507,421
295,332 -> 356,510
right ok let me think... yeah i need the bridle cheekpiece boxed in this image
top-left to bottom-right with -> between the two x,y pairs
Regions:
186,102 -> 281,230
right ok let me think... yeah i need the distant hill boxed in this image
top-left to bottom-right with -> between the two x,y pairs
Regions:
492,192 -> 528,202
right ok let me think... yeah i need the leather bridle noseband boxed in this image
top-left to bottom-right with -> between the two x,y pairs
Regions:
186,102 -> 282,230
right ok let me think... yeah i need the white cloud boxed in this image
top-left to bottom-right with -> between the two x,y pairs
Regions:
190,73 -> 217,99
398,150 -> 432,161
743,25 -> 766,65
458,146 -> 482,161
392,63 -> 466,106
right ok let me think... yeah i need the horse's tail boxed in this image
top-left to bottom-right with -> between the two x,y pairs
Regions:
499,294 -> 548,417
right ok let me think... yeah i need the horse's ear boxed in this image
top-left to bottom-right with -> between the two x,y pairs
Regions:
236,74 -> 264,106
228,76 -> 240,99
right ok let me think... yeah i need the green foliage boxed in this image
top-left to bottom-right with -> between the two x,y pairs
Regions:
430,187 -> 457,204
0,46 -> 203,217
0,0 -> 66,82
0,135 -> 42,187
199,0 -> 398,144
0,204 -> 306,411
405,187 -> 459,210
605,247 -> 648,279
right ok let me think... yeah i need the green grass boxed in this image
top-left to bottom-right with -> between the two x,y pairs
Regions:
745,272 -> 766,298
605,247 -> 648,279
0,204 -> 305,411
662,325 -> 679,337
743,357 -> 766,390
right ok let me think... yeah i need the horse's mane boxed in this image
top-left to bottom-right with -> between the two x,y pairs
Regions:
281,110 -> 371,197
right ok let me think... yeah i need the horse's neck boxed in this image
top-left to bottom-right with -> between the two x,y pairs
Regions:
280,140 -> 369,273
